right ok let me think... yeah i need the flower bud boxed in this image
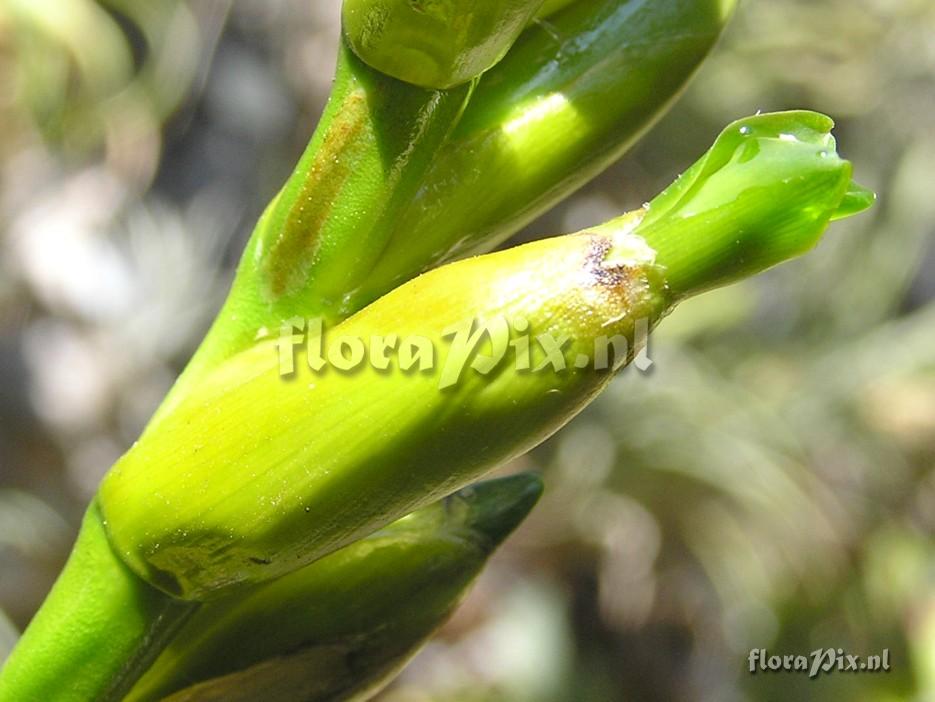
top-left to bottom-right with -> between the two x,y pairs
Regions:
630,111 -> 875,300
125,475 -> 542,702
100,214 -> 668,599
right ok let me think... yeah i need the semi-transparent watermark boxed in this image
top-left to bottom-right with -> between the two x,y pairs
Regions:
273,316 -> 653,388
747,648 -> 891,679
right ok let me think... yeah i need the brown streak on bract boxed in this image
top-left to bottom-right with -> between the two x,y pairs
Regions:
265,90 -> 371,299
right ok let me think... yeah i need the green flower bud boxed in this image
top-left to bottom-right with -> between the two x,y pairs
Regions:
630,111 -> 875,300
96,111 -> 869,602
341,0 -> 544,89
99,213 -> 668,600
125,474 -> 542,702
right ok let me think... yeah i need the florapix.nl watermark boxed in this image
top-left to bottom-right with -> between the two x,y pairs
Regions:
273,315 -> 653,388
748,648 -> 891,679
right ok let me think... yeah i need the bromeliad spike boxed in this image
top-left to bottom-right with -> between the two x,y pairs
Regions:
97,112 -> 871,601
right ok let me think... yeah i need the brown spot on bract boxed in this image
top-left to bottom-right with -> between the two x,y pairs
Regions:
584,233 -> 627,287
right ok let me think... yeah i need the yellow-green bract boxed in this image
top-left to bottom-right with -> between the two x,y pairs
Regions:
124,474 -> 543,702
99,212 -> 668,600
97,112 -> 871,602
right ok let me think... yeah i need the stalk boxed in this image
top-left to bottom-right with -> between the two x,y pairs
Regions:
0,5 -> 744,694
0,503 -> 195,702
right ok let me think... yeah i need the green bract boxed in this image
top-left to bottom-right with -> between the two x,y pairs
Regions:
125,475 -> 542,702
96,112 -> 869,601
340,0 -> 740,311
342,0 -> 544,89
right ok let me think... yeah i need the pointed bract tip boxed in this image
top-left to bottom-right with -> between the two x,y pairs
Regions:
832,180 -> 876,221
447,473 -> 544,550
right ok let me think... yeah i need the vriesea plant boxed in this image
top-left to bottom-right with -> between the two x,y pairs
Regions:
0,1 -> 873,700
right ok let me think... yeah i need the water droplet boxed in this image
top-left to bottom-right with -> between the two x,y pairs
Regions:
739,126 -> 752,136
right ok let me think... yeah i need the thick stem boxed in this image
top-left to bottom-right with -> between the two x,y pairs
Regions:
0,501 -> 195,702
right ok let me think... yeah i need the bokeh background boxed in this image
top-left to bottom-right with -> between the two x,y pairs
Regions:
1,1 -> 933,700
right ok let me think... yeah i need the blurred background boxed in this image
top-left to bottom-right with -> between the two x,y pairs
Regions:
0,0 -> 933,700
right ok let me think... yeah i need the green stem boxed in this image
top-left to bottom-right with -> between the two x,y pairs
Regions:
0,501 -> 195,702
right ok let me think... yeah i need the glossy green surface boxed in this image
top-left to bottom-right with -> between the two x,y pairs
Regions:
344,0 -> 738,311
1,6 -> 746,695
342,0 -> 544,88
629,111 -> 875,300
0,0 -> 879,697
535,0 -> 579,19
160,0 -> 735,415
155,38 -> 472,421
125,475 -> 542,702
